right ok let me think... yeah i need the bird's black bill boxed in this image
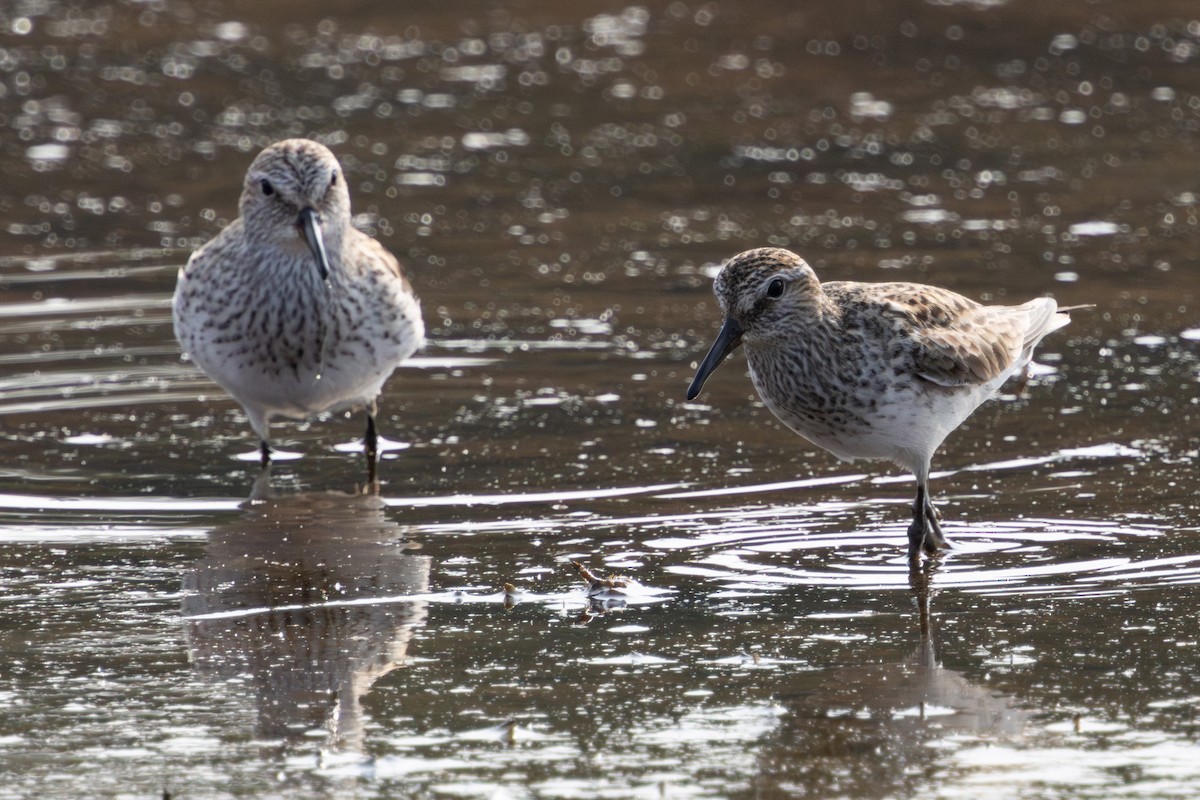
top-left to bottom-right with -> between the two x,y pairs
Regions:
687,317 -> 744,400
297,206 -> 331,281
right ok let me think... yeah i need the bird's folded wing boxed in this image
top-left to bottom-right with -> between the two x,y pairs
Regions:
910,308 -> 1025,387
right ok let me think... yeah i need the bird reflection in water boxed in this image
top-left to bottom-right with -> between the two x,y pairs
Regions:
182,478 -> 430,753
757,566 -> 1030,796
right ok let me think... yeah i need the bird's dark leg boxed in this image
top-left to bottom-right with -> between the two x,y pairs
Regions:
907,480 -> 948,562
907,485 -> 927,563
259,439 -> 272,468
1012,363 -> 1031,396
364,404 -> 379,485
923,491 -> 946,554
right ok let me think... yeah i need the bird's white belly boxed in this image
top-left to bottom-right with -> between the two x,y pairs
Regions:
756,372 -> 1008,473
193,332 -> 411,418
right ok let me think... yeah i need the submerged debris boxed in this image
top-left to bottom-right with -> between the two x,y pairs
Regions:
502,582 -> 521,609
572,560 -> 633,594
570,560 -> 652,624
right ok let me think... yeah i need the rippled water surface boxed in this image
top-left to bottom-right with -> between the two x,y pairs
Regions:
2,0 -> 1199,797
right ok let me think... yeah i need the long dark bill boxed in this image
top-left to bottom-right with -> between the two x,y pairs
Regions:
297,206 -> 331,281
686,317 -> 744,400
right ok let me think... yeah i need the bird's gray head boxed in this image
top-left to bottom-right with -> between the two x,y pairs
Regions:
239,138 -> 351,280
687,247 -> 823,400
713,247 -> 823,339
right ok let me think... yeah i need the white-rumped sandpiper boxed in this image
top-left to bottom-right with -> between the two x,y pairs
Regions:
174,138 -> 425,481
688,247 -> 1079,561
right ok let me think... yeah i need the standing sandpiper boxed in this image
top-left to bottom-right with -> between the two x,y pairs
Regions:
687,247 -> 1078,561
174,138 -> 425,481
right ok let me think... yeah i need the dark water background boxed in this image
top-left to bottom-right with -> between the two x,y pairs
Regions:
1,0 -> 1199,797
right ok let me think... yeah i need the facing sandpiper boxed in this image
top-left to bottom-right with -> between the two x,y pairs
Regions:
688,247 -> 1078,561
173,138 -> 425,480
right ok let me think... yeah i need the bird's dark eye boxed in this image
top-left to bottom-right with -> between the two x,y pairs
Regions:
766,278 -> 785,298
261,179 -> 274,196
330,170 -> 338,187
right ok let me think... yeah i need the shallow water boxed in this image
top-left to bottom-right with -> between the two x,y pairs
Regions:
2,0 -> 1199,797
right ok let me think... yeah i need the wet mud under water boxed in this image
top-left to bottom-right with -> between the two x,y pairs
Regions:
0,0 -> 1199,797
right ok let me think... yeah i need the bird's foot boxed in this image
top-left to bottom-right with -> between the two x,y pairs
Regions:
908,498 -> 949,561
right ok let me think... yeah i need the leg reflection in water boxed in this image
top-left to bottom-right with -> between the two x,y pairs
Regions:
753,563 -> 1030,796
182,483 -> 431,753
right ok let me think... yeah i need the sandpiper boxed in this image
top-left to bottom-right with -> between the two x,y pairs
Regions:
687,247 -> 1078,561
174,138 -> 425,481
